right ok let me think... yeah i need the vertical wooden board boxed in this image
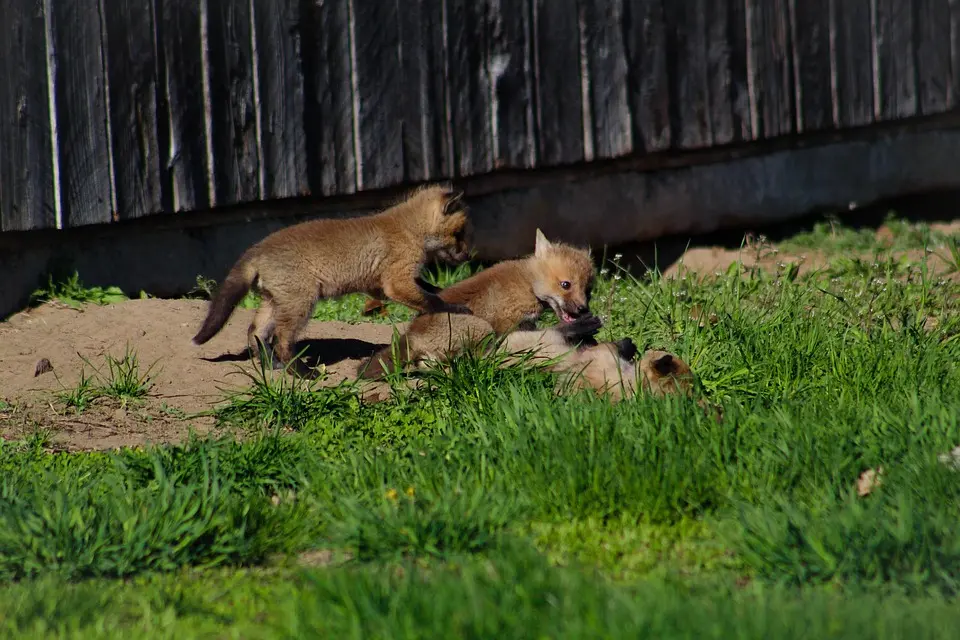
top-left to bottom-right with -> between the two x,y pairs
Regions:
832,0 -> 874,127
704,0 -> 737,146
875,0 -> 919,120
299,0 -> 357,195
252,0 -> 308,199
487,0 -> 536,169
446,0 -> 494,176
160,0 -> 210,212
726,0 -> 754,140
206,0 -> 260,205
662,0 -> 711,149
0,0 -> 56,231
396,0 -> 434,182
915,0 -> 953,114
622,0 -> 671,152
103,0 -> 165,221
51,1 -> 113,226
791,0 -> 834,132
745,0 -> 795,139
531,0 -> 583,166
351,0 -> 404,190
411,0 -> 456,179
953,0 -> 960,109
579,0 -> 633,159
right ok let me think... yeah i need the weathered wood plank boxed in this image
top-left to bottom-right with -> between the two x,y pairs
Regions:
579,0 -> 633,159
705,0 -> 737,146
206,0 -> 260,205
953,0 -> 960,109
0,0 -> 56,232
874,0 -> 919,120
622,0 -> 671,152
251,0 -> 308,199
745,0 -> 796,139
411,0 -> 456,179
831,0 -> 874,127
299,0 -> 357,195
487,0 -> 536,169
351,0 -> 403,190
446,0 -> 495,176
915,0 -> 954,114
531,0 -> 583,166
726,0 -> 755,140
103,0 -> 165,221
51,1 -> 113,226
396,0 -> 434,182
790,0 -> 834,132
662,0 -> 711,149
160,0 -> 210,212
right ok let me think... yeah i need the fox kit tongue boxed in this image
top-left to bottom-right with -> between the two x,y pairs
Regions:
560,311 -> 574,323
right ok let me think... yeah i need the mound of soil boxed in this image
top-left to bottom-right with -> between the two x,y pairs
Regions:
0,299 -> 400,451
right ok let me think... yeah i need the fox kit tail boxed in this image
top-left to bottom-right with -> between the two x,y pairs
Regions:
192,259 -> 256,345
359,335 -> 413,380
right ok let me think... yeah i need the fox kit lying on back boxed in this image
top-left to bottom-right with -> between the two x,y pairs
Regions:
192,184 -> 472,366
357,313 -> 606,380
375,229 -> 595,333
358,312 -> 695,404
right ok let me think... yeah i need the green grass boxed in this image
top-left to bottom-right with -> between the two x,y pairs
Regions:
29,271 -> 130,309
3,214 -> 960,636
54,346 -> 158,413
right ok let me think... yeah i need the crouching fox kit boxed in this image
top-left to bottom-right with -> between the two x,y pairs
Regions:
364,229 -> 596,334
357,312 -> 694,403
192,184 -> 473,366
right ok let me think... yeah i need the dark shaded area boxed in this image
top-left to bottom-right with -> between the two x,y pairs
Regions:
607,188 -> 960,275
203,337 -> 385,371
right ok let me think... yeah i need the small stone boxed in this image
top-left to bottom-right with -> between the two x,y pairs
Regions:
34,358 -> 54,377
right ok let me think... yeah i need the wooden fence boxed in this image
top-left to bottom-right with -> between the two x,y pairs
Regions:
1,0 -> 958,233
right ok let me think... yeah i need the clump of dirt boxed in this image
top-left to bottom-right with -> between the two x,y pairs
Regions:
0,299 -> 399,451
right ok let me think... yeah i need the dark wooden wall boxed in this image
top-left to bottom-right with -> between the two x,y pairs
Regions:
1,0 -> 958,232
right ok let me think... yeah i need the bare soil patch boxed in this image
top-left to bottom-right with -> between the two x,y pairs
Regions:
0,299 -> 399,451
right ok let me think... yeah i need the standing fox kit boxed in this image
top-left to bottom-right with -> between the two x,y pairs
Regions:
391,228 -> 596,334
192,184 -> 472,366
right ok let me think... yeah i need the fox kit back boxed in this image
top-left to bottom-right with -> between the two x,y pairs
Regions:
192,183 -> 472,366
424,229 -> 596,334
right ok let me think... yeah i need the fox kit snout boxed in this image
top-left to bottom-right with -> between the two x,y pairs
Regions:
192,183 -> 473,367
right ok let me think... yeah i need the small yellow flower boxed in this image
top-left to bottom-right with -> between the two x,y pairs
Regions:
405,486 -> 415,498
385,488 -> 398,501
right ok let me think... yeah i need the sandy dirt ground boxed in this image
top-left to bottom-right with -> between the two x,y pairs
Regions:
0,299 -> 401,451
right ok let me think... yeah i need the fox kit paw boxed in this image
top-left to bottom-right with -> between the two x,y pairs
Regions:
558,314 -> 603,341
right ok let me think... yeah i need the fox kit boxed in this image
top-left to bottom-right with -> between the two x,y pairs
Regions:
192,184 -> 472,366
377,228 -> 595,333
358,312 -> 695,405
357,313 -> 605,380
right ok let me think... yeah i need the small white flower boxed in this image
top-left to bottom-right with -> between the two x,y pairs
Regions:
613,275 -> 621,281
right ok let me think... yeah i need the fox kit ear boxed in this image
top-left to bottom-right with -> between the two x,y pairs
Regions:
442,187 -> 465,215
534,229 -> 552,257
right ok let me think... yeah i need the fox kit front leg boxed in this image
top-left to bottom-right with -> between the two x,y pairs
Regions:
363,277 -> 444,317
382,273 -> 471,315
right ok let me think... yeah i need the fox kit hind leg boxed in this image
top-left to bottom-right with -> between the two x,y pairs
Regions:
247,296 -> 279,366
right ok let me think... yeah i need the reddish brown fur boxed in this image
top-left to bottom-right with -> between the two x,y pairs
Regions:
386,229 -> 595,334
192,183 -> 472,365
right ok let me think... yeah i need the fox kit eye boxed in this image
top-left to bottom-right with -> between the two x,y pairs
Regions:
560,281 -> 571,290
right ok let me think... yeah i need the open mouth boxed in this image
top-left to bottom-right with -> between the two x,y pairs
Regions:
558,310 -> 576,323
